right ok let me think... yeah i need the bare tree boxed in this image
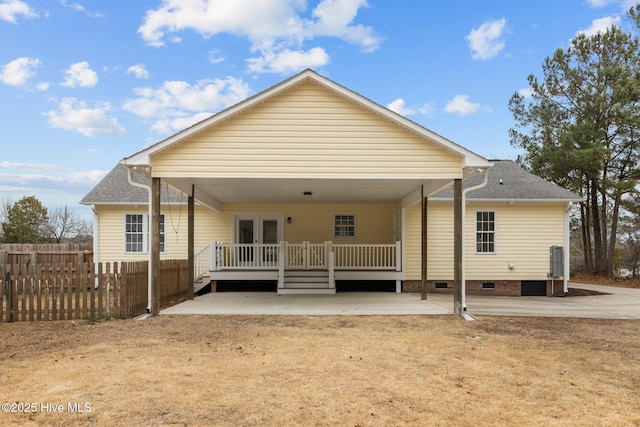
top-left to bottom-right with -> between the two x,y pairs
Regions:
47,205 -> 92,243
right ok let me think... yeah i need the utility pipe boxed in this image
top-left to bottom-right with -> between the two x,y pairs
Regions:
127,166 -> 153,313
563,202 -> 572,295
461,168 -> 490,311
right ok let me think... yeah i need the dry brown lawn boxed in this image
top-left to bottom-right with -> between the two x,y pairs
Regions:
1,314 -> 639,426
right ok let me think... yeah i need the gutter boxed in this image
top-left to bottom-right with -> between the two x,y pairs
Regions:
126,166 -> 153,313
461,168 -> 490,311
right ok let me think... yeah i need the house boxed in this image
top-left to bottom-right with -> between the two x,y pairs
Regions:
81,69 -> 581,312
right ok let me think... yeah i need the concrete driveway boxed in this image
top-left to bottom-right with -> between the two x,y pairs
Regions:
428,283 -> 640,319
160,283 -> 640,319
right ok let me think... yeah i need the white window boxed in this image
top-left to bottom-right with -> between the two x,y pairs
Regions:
475,211 -> 495,253
334,214 -> 355,238
125,214 -> 165,253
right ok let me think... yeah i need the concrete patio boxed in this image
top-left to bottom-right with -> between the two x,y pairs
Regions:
160,283 -> 640,319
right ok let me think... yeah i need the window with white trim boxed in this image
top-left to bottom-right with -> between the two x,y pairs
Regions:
334,214 -> 355,238
125,214 -> 165,253
475,211 -> 495,253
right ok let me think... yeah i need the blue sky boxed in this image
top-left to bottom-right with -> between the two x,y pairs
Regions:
1,0 -> 638,219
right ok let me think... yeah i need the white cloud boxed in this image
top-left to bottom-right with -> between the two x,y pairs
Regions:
386,98 -> 416,116
62,62 -> 98,88
60,0 -> 104,18
127,63 -> 150,79
418,104 -> 435,117
0,57 -> 40,86
138,0 -> 381,74
208,49 -> 225,65
587,0 -> 607,6
0,161 -> 63,171
444,95 -> 481,115
122,76 -> 251,134
150,112 -> 213,135
0,0 -> 38,23
60,0 -> 85,12
36,81 -> 49,91
45,98 -> 126,137
576,16 -> 621,37
518,87 -> 534,98
247,47 -> 329,74
466,18 -> 507,60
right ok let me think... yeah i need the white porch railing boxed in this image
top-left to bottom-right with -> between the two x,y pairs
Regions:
207,241 -> 401,272
333,242 -> 401,271
194,243 -> 212,280
212,242 -> 280,270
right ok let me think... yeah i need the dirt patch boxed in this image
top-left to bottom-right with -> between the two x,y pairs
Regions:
566,287 -> 609,296
572,272 -> 640,288
1,315 -> 640,426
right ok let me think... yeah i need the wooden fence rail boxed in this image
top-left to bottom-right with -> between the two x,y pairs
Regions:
0,243 -> 93,268
0,259 -> 190,322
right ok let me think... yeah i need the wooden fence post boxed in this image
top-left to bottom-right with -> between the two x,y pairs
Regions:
9,265 -> 17,323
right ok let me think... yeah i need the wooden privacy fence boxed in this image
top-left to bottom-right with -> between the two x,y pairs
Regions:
0,243 -> 93,268
0,260 -> 190,322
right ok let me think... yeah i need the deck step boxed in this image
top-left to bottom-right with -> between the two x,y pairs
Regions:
279,270 -> 334,294
277,288 -> 336,295
194,275 -> 210,293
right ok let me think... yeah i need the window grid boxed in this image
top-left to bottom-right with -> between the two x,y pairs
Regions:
125,214 -> 165,253
475,211 -> 495,253
334,215 -> 355,238
126,214 -> 144,253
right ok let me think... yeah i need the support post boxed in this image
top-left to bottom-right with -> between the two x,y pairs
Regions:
421,187 -> 428,300
453,178 -> 463,314
151,177 -> 161,315
327,241 -> 335,289
278,241 -> 285,289
187,185 -> 195,300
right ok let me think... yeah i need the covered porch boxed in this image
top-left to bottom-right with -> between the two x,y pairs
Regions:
120,69 -> 492,314
195,241 -> 403,295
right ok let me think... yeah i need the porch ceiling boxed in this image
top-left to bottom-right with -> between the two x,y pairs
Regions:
165,177 -> 452,206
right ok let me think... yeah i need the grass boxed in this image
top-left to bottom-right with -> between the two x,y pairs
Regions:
1,314 -> 639,426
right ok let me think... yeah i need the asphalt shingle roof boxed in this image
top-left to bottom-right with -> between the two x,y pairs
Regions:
82,160 -> 582,205
431,160 -> 582,201
80,163 -> 185,205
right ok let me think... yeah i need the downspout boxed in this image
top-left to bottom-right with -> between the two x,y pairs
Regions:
127,166 -> 153,313
91,206 -> 99,288
563,202 -> 572,295
461,168 -> 489,311
91,206 -> 99,268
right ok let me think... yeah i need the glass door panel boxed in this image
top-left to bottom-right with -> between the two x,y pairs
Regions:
238,219 -> 254,262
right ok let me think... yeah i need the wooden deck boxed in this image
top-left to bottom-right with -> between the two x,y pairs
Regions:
195,241 -> 403,294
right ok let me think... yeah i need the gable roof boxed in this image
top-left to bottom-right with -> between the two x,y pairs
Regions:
431,160 -> 582,202
122,69 -> 489,170
80,163 -> 184,205
82,160 -> 581,205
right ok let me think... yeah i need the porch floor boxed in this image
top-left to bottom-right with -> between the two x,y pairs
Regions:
160,292 -> 452,316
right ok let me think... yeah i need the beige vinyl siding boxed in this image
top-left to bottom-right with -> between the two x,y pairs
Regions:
95,205 -> 221,264
465,202 -> 564,280
224,202 -> 395,244
95,202 -> 394,264
404,201 -> 566,281
152,82 -> 462,179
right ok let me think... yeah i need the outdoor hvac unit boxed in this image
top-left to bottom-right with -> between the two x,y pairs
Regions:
550,245 -> 563,278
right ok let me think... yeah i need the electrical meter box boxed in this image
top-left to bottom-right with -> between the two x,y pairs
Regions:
550,246 -> 563,277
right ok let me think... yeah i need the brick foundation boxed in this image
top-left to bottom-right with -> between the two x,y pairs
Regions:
402,280 -> 566,297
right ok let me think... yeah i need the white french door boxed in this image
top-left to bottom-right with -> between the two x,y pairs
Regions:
235,215 -> 282,244
234,215 -> 283,266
